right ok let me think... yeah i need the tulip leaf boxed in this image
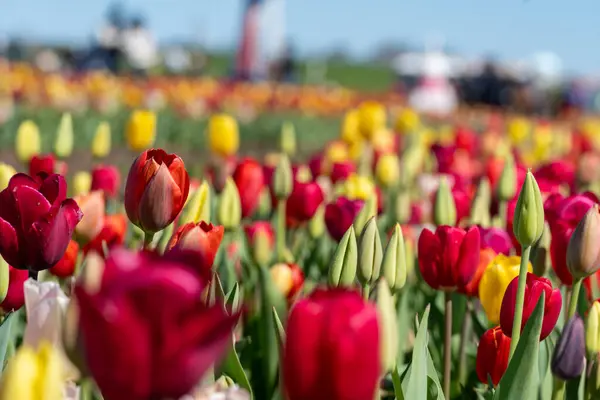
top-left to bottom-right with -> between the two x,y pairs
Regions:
392,365 -> 405,400
403,305 -> 431,400
494,293 -> 545,400
218,333 -> 253,399
272,307 -> 286,350
0,311 -> 16,372
396,290 -> 411,366
538,333 -> 555,400
425,346 -> 445,400
225,283 -> 243,314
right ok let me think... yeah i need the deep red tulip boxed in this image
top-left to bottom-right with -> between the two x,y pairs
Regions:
418,225 -> 480,291
167,222 -> 224,271
49,240 -> 79,278
476,326 -> 511,386
535,161 -> 575,195
244,221 -> 275,249
455,125 -> 478,156
452,186 -> 471,224
330,162 -> 355,184
91,164 -> 121,198
308,153 -> 324,179
0,266 -> 28,312
284,288 -> 380,400
500,273 -> 562,340
124,149 -> 190,233
232,158 -> 265,218
324,197 -> 364,241
0,173 -> 82,271
480,227 -> 513,255
84,214 -> 127,257
287,182 -> 324,223
75,249 -> 239,400
29,154 -> 67,177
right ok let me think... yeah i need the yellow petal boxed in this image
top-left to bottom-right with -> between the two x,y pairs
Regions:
15,120 -> 41,163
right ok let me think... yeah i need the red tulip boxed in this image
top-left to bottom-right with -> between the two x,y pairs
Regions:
476,326 -> 511,386
271,262 -> 305,301
480,227 -> 513,255
75,249 -> 239,400
308,153 -> 324,179
324,197 -> 364,241
29,154 -> 67,177
284,288 -> 380,400
452,186 -> 472,224
232,158 -> 265,218
0,173 -> 82,271
84,214 -> 127,257
455,125 -> 478,156
91,164 -> 121,198
462,248 -> 497,297
418,226 -> 480,291
167,222 -> 224,271
287,182 -> 324,223
49,240 -> 79,278
244,221 -> 275,249
0,266 -> 28,311
500,273 -> 562,340
125,149 -> 190,233
432,144 -> 455,174
535,161 -> 575,195
330,162 -> 355,184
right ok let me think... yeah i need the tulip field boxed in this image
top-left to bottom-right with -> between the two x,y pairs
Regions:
2,63 -> 600,400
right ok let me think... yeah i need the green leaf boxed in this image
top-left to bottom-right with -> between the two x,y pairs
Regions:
403,305 -> 431,400
392,366 -> 405,400
218,334 -> 253,399
0,311 -> 16,372
494,293 -> 545,400
396,290 -> 411,366
225,283 -> 243,314
272,307 -> 286,351
538,333 -> 555,400
425,347 -> 445,400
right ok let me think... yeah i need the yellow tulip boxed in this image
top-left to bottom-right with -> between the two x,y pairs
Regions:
508,117 -> 531,145
375,153 -> 400,188
479,254 -> 533,324
340,173 -> 377,201
280,122 -> 296,157
395,107 -> 420,134
207,113 -> 239,157
348,139 -> 364,161
371,128 -> 396,153
357,101 -> 386,139
0,342 -> 63,400
15,120 -> 41,163
125,110 -> 156,151
54,113 -> 74,158
322,141 -> 350,174
92,121 -> 112,158
0,163 -> 16,191
340,109 -> 361,144
72,171 -> 92,197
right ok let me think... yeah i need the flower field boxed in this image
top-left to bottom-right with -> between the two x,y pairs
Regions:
1,63 -> 600,400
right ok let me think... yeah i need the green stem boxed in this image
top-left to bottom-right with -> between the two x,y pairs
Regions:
276,200 -> 287,262
458,300 -> 472,386
509,245 -> 532,359
362,283 -> 370,301
143,232 -> 155,250
443,291 -> 453,400
80,379 -> 93,400
552,378 -> 566,400
568,279 -> 583,320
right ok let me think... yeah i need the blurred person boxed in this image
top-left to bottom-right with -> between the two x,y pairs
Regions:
122,16 -> 158,77
271,42 -> 297,83
96,3 -> 126,73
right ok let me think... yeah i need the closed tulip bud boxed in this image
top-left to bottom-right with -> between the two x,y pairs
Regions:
358,217 -> 383,285
588,302 -> 600,361
167,222 -> 224,273
271,262 -> 304,300
513,171 -> 545,247
552,316 -> 586,380
218,178 -> 242,230
74,191 -> 106,243
434,177 -> 457,226
273,154 -> 293,200
0,257 -> 8,304
287,182 -> 325,223
233,158 -> 265,219
280,121 -> 297,156
375,280 -> 398,372
179,181 -> 211,226
476,326 -> 511,386
92,121 -> 111,158
381,224 -> 407,291
72,171 -> 92,196
54,112 -> 74,158
340,109 -> 360,144
245,222 -> 275,266
532,223 -> 551,277
257,187 -> 272,218
78,252 -> 105,295
357,101 -> 386,139
207,113 -> 239,157
353,194 -> 377,234
308,205 -> 325,239
15,119 -> 41,163
0,163 -> 16,191
394,190 -> 411,224
567,204 -> 600,279
91,165 -> 121,199
497,154 -> 516,201
375,153 -> 400,188
470,178 -> 492,227
125,110 -> 156,151
328,226 -> 358,287
325,197 -> 364,241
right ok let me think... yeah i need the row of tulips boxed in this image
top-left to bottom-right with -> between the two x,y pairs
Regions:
2,98 -> 600,400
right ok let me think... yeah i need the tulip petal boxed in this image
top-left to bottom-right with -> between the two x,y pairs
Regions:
456,227 -> 481,289
38,174 -> 67,205
418,228 -> 442,289
0,217 -> 20,267
7,173 -> 40,192
14,185 -> 52,231
138,163 -> 181,232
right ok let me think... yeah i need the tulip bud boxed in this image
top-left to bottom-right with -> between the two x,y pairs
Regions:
532,223 -> 551,277
470,178 -> 492,227
328,226 -> 358,287
54,112 -> 74,158
207,113 -> 239,157
497,154 -> 516,201
551,315 -> 586,380
92,121 -> 111,159
567,204 -> 600,279
0,163 -> 16,191
273,154 -> 293,200
375,153 -> 400,188
257,187 -> 272,218
357,217 -> 383,285
280,121 -> 297,157
245,222 -> 274,267
308,205 -> 325,239
394,190 -> 411,225
15,120 -> 41,163
375,280 -> 398,372
353,194 -> 377,234
217,178 -> 242,230
434,177 -> 457,226
381,224 -> 407,292
513,171 -> 544,247
72,171 -> 92,197
178,181 -> 211,226
78,252 -> 105,295
0,256 -> 9,304
587,301 -> 600,356
125,110 -> 156,151
62,298 -> 88,377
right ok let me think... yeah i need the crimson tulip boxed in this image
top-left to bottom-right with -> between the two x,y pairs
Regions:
452,186 -> 471,224
91,164 -> 121,198
324,197 -> 364,241
0,266 -> 28,311
330,161 -> 355,184
167,221 -> 224,271
0,173 -> 82,271
284,288 -> 380,400
29,154 -> 67,177
49,240 -> 79,278
308,153 -> 324,179
418,226 -> 480,291
534,160 -> 575,195
232,158 -> 264,218
75,249 -> 239,400
287,181 -> 324,223
500,273 -> 562,340
124,149 -> 190,233
480,227 -> 513,255
84,214 -> 127,257
476,326 -> 511,386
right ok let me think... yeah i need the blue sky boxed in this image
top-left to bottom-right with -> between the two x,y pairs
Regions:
1,0 -> 598,72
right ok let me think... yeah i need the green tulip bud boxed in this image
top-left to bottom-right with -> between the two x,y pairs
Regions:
257,187 -> 272,218
567,204 -> 600,280
280,121 -> 297,157
353,194 -> 377,234
376,280 -> 398,372
532,223 -> 551,277
470,178 -> 491,227
273,154 -> 293,200
586,301 -> 600,356
328,226 -> 358,287
178,181 -> 211,226
394,189 -> 411,225
54,112 -> 74,158
357,217 -> 383,285
218,178 -> 242,230
434,177 -> 456,226
497,154 -> 516,201
381,224 -> 407,291
308,205 -> 325,239
0,256 -> 9,304
513,170 -> 545,247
